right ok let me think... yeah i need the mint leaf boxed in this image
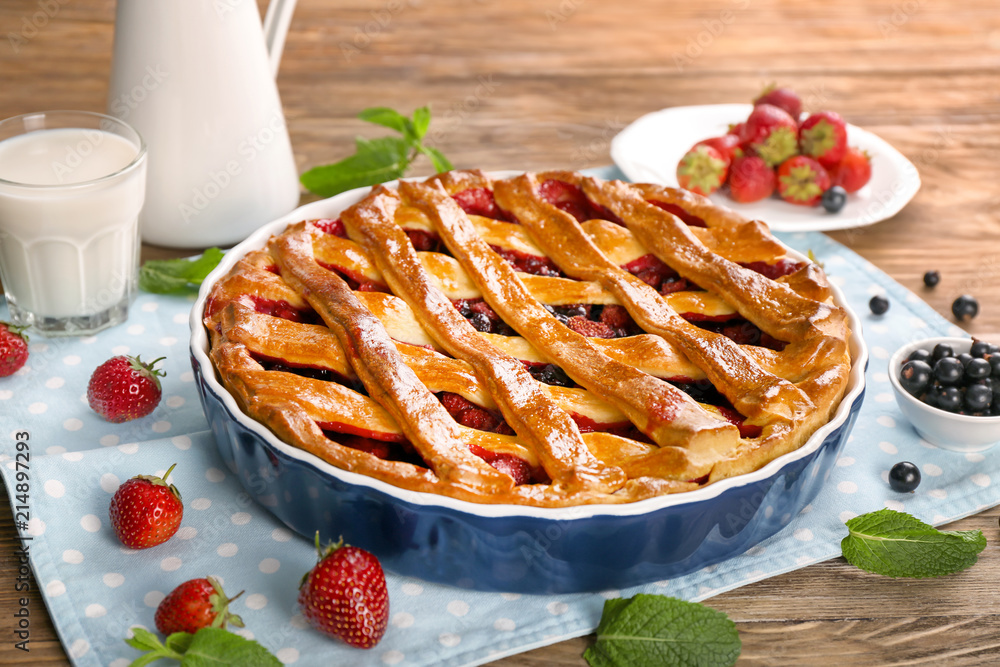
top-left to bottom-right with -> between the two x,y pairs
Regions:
584,594 -> 740,667
842,508 -> 986,578
301,105 -> 452,197
300,136 -> 410,197
358,107 -> 410,135
139,248 -> 225,294
125,627 -> 279,667
181,627 -> 280,667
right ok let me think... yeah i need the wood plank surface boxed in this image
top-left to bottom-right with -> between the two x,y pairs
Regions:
1,0 -> 1000,664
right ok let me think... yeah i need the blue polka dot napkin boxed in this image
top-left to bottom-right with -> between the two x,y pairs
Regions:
3,173 -> 999,666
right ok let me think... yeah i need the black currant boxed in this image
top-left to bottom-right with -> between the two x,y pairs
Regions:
932,343 -> 955,361
952,295 -> 979,322
869,295 -> 889,315
821,186 -> 848,213
965,357 -> 991,381
970,340 -> 991,358
469,312 -> 492,332
933,357 -> 964,385
889,461 -> 921,492
907,348 -> 933,364
936,386 -> 963,412
965,384 -> 993,412
991,355 -> 1000,377
899,360 -> 933,397
922,270 -> 940,288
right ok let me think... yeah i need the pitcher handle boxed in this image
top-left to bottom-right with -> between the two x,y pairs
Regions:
262,0 -> 298,77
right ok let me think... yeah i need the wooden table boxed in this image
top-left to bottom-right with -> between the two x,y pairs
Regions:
2,0 -> 1000,664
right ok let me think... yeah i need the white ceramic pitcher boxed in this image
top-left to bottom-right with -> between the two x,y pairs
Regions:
107,0 -> 300,248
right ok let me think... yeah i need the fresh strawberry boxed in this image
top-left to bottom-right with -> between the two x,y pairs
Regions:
109,463 -> 183,549
0,322 -> 29,377
727,121 -> 745,138
155,576 -> 245,635
737,104 -> 799,167
799,111 -> 848,168
694,134 -> 741,166
776,156 -> 831,206
753,84 -> 802,121
298,533 -> 389,649
676,144 -> 728,196
727,155 -> 776,203
566,316 -> 617,339
830,146 -> 872,192
87,354 -> 165,422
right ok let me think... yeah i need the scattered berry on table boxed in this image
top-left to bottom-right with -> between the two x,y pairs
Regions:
738,103 -> 800,168
676,144 -> 729,196
951,295 -> 979,322
869,294 -> 889,315
109,463 -> 183,549
0,322 -> 29,377
922,270 -> 940,288
727,154 -> 776,203
821,185 -> 847,213
299,532 -> 389,649
155,576 -> 244,635
777,155 -> 831,206
888,461 -> 921,493
87,354 -> 165,422
829,146 -> 872,192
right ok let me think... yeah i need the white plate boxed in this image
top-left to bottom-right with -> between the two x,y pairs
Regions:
610,103 -> 921,232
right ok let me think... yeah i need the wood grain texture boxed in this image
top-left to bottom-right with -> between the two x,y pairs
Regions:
2,0 -> 1000,664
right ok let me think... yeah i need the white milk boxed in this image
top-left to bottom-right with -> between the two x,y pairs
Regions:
0,128 -> 146,321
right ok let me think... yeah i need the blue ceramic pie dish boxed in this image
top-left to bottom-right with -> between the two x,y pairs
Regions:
189,181 -> 869,594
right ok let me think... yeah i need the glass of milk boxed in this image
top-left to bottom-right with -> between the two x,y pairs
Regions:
0,111 -> 147,336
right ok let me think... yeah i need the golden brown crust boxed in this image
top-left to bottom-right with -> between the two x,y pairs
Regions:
204,170 -> 852,507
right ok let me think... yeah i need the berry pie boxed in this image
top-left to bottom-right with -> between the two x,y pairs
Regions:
204,170 -> 852,507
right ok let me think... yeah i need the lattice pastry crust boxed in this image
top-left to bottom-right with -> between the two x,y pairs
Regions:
204,170 -> 852,507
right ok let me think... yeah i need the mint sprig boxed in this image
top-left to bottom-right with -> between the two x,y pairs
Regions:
125,626 -> 280,666
300,106 -> 453,197
139,248 -> 225,294
841,508 -> 986,578
584,594 -> 741,667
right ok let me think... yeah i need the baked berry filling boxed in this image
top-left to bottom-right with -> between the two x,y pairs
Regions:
251,353 -> 361,388
537,179 -> 621,224
316,261 -> 388,293
668,379 -> 762,438
405,228 -> 443,252
647,200 -> 707,227
438,392 -> 515,435
622,254 -> 699,294
313,218 -> 347,237
524,362 -> 577,388
248,295 -> 320,324
490,245 -> 563,277
452,298 -> 517,335
693,319 -> 787,351
451,187 -> 513,221
739,259 -> 805,280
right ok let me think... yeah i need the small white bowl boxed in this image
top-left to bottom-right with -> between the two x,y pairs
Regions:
889,336 -> 1000,452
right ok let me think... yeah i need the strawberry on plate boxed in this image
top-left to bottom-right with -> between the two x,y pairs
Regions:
87,354 -> 165,423
0,322 -> 29,377
753,84 -> 802,121
109,463 -> 184,549
737,104 -> 799,168
830,146 -> 872,192
676,144 -> 729,196
694,134 -> 741,166
799,110 -> 848,168
777,155 -> 831,206
728,154 -> 775,203
299,533 -> 389,649
155,576 -> 245,635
